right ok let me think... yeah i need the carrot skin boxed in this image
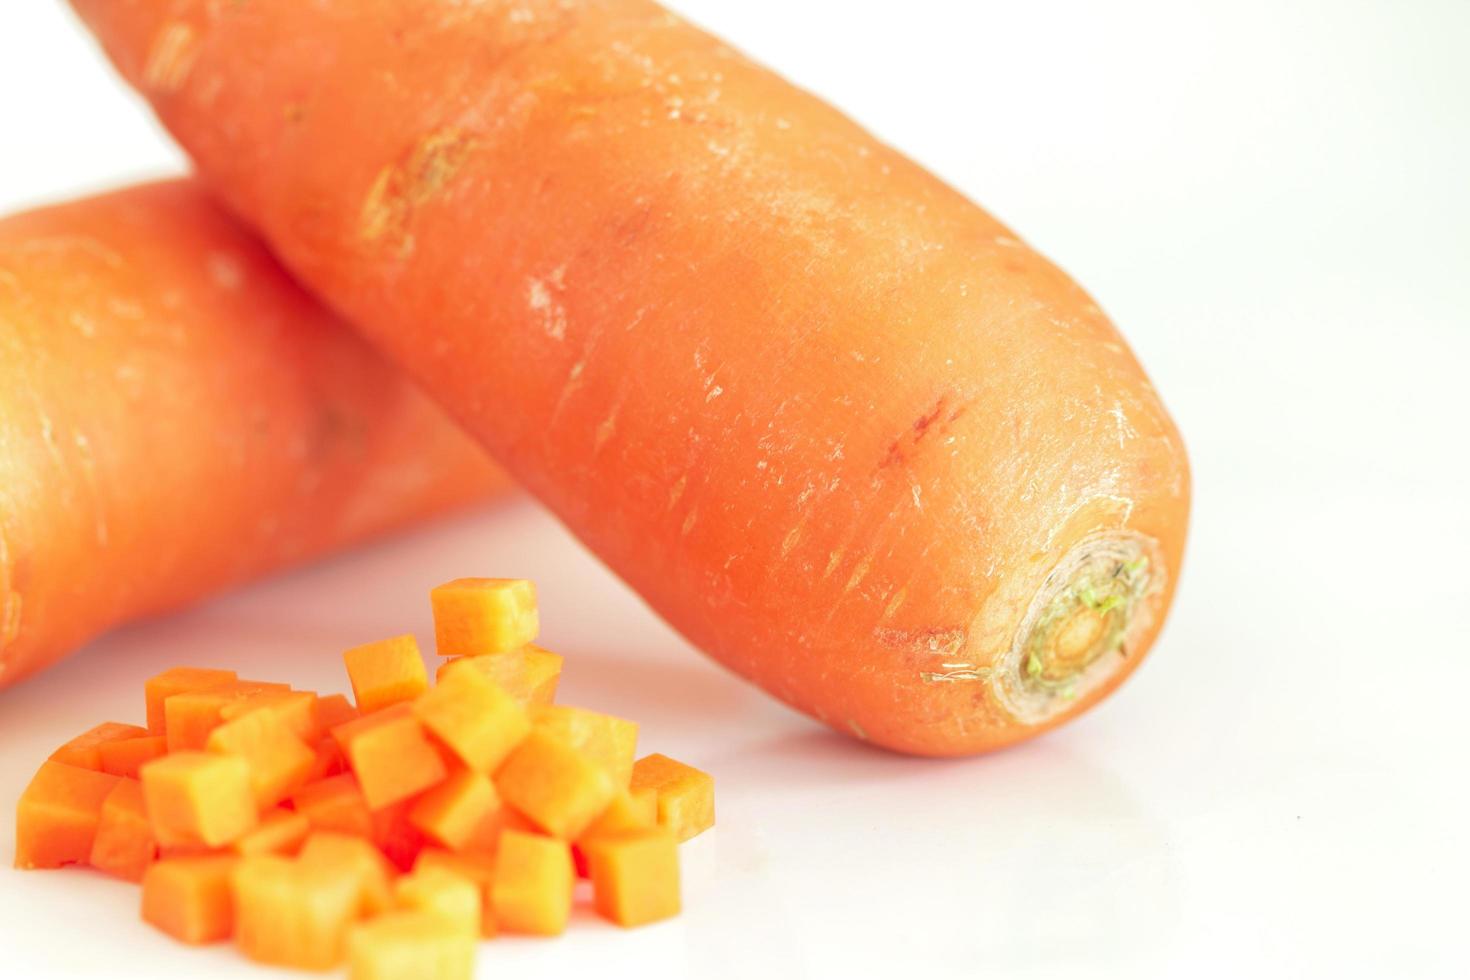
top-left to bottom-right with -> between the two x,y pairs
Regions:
0,181 -> 510,688
71,1 -> 1191,754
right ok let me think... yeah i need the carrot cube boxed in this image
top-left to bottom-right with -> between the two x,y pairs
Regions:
415,849 -> 498,938
50,722 -> 150,770
299,831 -> 395,916
429,578 -> 538,656
291,773 -> 373,838
145,666 -> 237,732
348,909 -> 476,980
573,788 -> 658,878
345,635 -> 429,713
437,645 -> 562,706
220,690 -> 321,741
491,830 -> 573,935
394,866 -> 482,936
583,828 -> 681,927
89,778 -> 157,881
371,798 -> 429,872
630,753 -> 715,842
141,751 -> 258,847
316,693 -> 360,730
206,706 -> 316,808
141,855 -> 239,944
14,760 -> 121,869
533,705 -> 638,785
232,854 -> 362,970
98,734 -> 169,779
415,660 -> 530,772
495,730 -> 615,840
232,807 -> 311,857
333,706 -> 448,810
305,738 -> 347,784
164,680 -> 290,751
409,768 -> 501,851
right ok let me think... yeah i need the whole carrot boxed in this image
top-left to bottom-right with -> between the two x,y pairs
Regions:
73,1 -> 1191,755
0,181 -> 508,688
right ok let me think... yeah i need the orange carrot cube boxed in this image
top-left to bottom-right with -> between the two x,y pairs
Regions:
141,751 -> 257,847
348,909 -> 476,980
494,730 -> 615,840
630,753 -> 715,842
50,722 -> 150,770
220,689 -> 321,741
414,849 -> 498,937
573,788 -> 657,879
533,705 -> 638,785
316,693 -> 360,730
291,773 -> 373,838
141,855 -> 239,944
97,734 -> 169,779
409,768 -> 501,851
305,738 -> 347,784
206,706 -> 316,808
415,660 -> 530,772
394,866 -> 482,937
333,706 -> 447,810
491,829 -> 573,935
299,831 -> 395,917
345,635 -> 429,713
429,578 -> 538,656
232,854 -> 362,970
583,828 -> 681,927
14,760 -> 121,869
89,778 -> 157,881
164,680 -> 290,751
145,666 -> 237,732
371,798 -> 429,872
232,807 -> 311,857
437,645 -> 562,706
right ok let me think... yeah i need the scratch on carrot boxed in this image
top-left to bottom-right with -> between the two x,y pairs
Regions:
666,472 -> 688,510
681,508 -> 699,537
780,524 -> 801,560
842,553 -> 873,596
143,22 -> 199,93
822,548 -> 845,579
360,129 -> 477,255
881,587 -> 907,621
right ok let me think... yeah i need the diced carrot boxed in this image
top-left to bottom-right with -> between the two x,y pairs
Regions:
220,690 -> 321,742
532,705 -> 638,785
141,855 -> 238,944
414,849 -> 498,937
437,646 -> 562,706
97,734 -> 169,779
291,773 -> 373,838
495,730 -> 615,840
299,831 -> 394,917
348,909 -> 475,980
164,680 -> 290,751
14,760 -> 121,869
490,830 -> 573,936
144,667 -> 237,733
409,768 -> 501,852
49,722 -> 150,770
414,660 -> 529,773
232,854 -> 362,970
232,808 -> 311,857
572,789 -> 656,879
345,635 -> 429,713
141,751 -> 258,847
630,753 -> 716,843
89,778 -> 157,881
582,829 -> 681,928
305,737 -> 347,784
371,798 -> 428,873
333,706 -> 447,810
206,706 -> 316,808
429,578 -> 538,656
316,693 -> 360,730
394,866 -> 481,937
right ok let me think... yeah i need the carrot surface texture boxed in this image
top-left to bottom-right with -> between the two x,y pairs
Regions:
0,180 -> 510,690
13,577 -> 712,973
72,0 -> 1191,755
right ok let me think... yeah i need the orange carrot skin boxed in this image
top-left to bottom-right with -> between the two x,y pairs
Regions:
0,181 -> 509,689
73,1 -> 1190,754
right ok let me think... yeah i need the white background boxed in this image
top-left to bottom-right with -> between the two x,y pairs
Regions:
2,1 -> 1468,977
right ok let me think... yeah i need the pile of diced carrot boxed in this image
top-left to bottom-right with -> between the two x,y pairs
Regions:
14,578 -> 714,978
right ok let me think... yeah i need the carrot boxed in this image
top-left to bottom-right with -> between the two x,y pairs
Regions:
344,635 -> 429,714
97,734 -> 170,779
629,753 -> 715,843
140,855 -> 239,944
49,722 -> 149,770
393,866 -> 482,938
331,705 -> 448,810
14,760 -> 121,869
494,731 -> 616,841
490,830 -> 575,936
581,828 -> 681,928
437,646 -> 562,707
414,658 -> 531,773
0,180 -> 509,691
89,778 -> 158,881
348,909 -> 475,980
69,0 -> 1190,756
140,751 -> 258,848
